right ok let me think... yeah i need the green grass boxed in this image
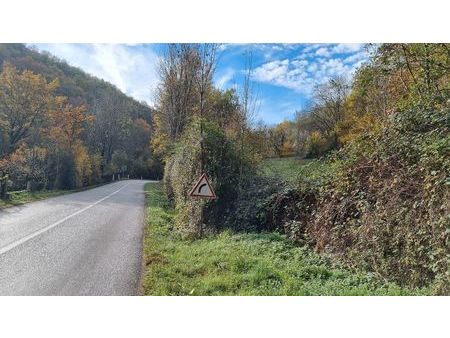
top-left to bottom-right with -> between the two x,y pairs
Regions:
260,156 -> 336,185
0,189 -> 70,209
0,182 -> 111,209
141,182 -> 431,295
260,157 -> 311,183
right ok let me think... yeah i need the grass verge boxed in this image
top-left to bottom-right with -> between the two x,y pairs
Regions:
141,182 -> 431,295
0,190 -> 70,209
0,181 -> 112,210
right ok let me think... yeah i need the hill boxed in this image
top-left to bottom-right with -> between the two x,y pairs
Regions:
0,44 -> 161,194
0,44 -> 152,122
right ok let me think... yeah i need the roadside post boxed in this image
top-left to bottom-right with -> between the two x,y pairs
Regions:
189,172 -> 216,238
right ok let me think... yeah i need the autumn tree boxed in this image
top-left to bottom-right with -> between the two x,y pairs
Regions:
267,121 -> 296,157
374,43 -> 450,110
44,100 -> 93,189
0,63 -> 59,196
46,101 -> 92,151
208,88 -> 241,132
0,63 -> 58,156
89,92 -> 131,165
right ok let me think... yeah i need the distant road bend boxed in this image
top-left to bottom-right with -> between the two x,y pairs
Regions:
0,180 -> 152,296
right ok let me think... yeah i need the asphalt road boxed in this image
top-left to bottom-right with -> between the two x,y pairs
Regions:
0,180 -> 152,296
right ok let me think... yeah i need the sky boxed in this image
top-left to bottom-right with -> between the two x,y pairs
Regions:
33,43 -> 369,125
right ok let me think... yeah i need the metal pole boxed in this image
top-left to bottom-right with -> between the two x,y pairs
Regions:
199,90 -> 205,238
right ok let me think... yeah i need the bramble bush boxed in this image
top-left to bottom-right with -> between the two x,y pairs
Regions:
228,107 -> 449,293
306,107 -> 449,292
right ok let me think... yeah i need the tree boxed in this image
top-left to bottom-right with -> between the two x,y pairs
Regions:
46,101 -> 92,151
208,88 -> 241,132
374,43 -> 450,110
45,101 -> 93,188
89,92 -> 131,165
311,76 -> 350,138
0,45 -> 160,195
0,63 -> 58,156
268,121 -> 295,157
0,63 -> 59,195
196,44 -> 217,121
294,110 -> 315,156
153,44 -> 201,157
236,50 -> 259,186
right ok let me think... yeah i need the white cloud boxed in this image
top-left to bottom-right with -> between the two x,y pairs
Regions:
253,59 -> 290,83
315,47 -> 330,57
215,67 -> 235,88
302,44 -> 325,53
301,43 -> 365,58
331,43 -> 365,54
32,44 -> 159,105
343,51 -> 367,64
252,46 -> 369,95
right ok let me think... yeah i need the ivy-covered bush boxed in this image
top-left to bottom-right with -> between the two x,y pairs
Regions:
225,176 -> 318,243
164,119 -> 254,237
306,108 -> 450,292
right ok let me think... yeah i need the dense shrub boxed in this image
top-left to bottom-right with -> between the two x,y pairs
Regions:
164,119 -> 255,237
224,176 -> 284,232
306,108 -> 449,292
231,108 -> 449,292
261,108 -> 449,292
225,175 -> 320,244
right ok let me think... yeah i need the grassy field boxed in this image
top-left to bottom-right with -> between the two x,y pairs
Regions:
141,182 -> 430,295
260,156 -> 335,185
260,157 -> 310,183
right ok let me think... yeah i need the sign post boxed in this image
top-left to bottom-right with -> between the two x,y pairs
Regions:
189,172 -> 216,238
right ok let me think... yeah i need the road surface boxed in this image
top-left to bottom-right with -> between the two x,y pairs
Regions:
0,180 -> 151,296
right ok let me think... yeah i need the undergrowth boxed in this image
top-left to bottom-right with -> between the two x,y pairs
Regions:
141,182 -> 431,295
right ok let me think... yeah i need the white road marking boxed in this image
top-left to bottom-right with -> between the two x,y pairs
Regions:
0,183 -> 130,256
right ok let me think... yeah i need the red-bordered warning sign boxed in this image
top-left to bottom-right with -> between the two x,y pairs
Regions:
188,173 -> 216,199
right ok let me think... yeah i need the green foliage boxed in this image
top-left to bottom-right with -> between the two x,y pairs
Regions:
164,119 -> 253,236
224,176 -> 285,233
142,182 -> 431,295
305,131 -> 331,157
232,110 -> 449,291
300,107 -> 450,292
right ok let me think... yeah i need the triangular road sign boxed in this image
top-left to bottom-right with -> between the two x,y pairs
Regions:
189,173 -> 216,199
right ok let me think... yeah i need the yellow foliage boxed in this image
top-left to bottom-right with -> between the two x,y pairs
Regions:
73,144 -> 92,188
88,153 -> 103,185
0,63 -> 60,154
306,131 -> 328,157
271,120 -> 296,157
336,112 -> 382,145
46,103 -> 93,151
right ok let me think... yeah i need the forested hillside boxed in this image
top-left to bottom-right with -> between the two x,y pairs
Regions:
0,44 -> 161,196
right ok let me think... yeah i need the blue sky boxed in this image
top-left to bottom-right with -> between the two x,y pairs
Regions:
33,43 -> 369,125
